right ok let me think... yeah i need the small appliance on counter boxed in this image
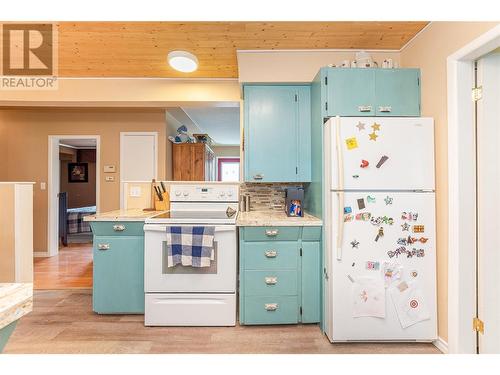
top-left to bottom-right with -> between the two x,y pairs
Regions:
285,187 -> 304,217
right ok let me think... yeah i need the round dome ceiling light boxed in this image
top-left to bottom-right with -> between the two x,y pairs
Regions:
167,50 -> 199,73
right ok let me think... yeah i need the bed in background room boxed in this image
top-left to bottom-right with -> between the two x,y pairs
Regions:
59,192 -> 96,246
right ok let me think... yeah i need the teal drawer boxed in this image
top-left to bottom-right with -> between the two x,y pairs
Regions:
90,221 -> 145,236
241,226 -> 300,241
302,226 -> 322,241
243,296 -> 299,325
242,241 -> 298,270
244,270 -> 298,296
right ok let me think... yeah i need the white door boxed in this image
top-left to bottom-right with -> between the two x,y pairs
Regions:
120,132 -> 157,207
325,191 -> 437,342
327,117 -> 435,191
477,52 -> 500,353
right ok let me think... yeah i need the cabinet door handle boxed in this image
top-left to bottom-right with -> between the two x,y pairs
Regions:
265,303 -> 279,311
98,243 -> 110,250
265,250 -> 277,258
378,106 -> 392,112
265,276 -> 278,285
253,174 -> 264,180
265,229 -> 279,237
358,105 -> 372,112
113,224 -> 126,232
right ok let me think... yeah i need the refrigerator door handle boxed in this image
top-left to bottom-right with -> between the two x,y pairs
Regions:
335,116 -> 344,190
336,192 -> 344,260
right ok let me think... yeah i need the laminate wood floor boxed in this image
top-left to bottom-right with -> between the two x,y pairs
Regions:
4,290 -> 441,354
34,244 -> 93,289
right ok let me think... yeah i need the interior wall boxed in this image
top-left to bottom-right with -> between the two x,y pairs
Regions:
212,145 -> 240,158
60,148 -> 97,208
165,111 -> 183,181
400,21 -> 500,343
0,108 -> 167,252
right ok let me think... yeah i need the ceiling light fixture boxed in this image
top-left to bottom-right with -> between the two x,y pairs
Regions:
167,50 -> 199,73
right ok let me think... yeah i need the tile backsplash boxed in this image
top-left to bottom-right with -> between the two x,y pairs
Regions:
240,183 -> 304,212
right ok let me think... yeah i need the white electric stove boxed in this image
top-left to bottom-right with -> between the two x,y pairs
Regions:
143,183 -> 239,326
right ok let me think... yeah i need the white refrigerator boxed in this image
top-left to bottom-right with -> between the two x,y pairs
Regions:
323,117 -> 437,342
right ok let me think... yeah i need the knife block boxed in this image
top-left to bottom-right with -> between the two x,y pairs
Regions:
154,191 -> 170,212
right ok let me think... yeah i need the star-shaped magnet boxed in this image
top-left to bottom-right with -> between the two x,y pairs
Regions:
350,239 -> 360,249
356,121 -> 365,131
369,132 -> 378,141
372,123 -> 381,131
401,223 -> 410,231
384,196 -> 393,205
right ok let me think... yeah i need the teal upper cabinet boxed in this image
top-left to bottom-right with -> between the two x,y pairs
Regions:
244,85 -> 311,182
375,69 -> 421,116
323,68 -> 421,117
326,68 -> 376,116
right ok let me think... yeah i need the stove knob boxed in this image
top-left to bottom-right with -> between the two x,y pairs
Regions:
227,191 -> 233,197
183,191 -> 189,197
219,191 -> 226,197
175,190 -> 181,197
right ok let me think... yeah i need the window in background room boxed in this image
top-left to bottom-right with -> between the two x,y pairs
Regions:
217,158 -> 240,182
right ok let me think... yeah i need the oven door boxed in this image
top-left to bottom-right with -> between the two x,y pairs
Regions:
144,224 -> 237,293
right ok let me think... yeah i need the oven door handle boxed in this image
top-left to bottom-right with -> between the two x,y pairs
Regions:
143,224 -> 236,233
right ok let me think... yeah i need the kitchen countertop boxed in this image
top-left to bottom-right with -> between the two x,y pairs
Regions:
0,283 -> 33,330
237,210 -> 323,227
83,209 -> 166,222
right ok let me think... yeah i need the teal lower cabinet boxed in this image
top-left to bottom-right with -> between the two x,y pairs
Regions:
239,226 -> 321,325
90,222 -> 145,314
0,321 -> 18,353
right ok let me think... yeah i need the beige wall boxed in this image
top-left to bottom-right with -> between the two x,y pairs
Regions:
0,108 -> 167,252
401,21 -> 500,342
212,146 -> 240,158
60,149 -> 97,209
238,50 -> 401,82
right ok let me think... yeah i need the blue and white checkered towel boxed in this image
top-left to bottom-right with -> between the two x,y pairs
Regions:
165,226 -> 215,268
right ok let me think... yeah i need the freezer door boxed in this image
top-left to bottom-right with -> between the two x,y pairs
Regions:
325,191 -> 437,342
328,117 -> 435,190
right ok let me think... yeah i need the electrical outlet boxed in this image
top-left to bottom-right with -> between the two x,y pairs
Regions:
130,186 -> 142,197
40,182 -> 46,190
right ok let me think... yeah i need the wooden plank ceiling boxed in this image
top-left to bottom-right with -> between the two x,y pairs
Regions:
57,22 -> 428,78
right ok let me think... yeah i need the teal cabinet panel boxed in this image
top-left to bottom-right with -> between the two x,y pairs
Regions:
90,222 -> 145,236
244,270 -> 298,296
241,226 -> 300,241
93,236 -> 145,314
301,226 -> 322,241
301,242 -> 321,323
297,85 -> 312,181
326,68 -> 376,116
244,85 -> 298,182
0,321 -> 17,353
375,69 -> 420,117
243,296 -> 299,325
241,241 -> 299,270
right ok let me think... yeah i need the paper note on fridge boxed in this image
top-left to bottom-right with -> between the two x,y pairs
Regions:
352,276 -> 385,318
390,282 -> 430,329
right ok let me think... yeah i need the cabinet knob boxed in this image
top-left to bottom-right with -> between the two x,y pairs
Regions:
265,229 -> 279,237
358,105 -> 372,112
265,276 -> 278,285
265,250 -> 277,258
265,303 -> 279,311
98,243 -> 110,250
113,224 -> 126,232
378,106 -> 392,112
253,174 -> 264,180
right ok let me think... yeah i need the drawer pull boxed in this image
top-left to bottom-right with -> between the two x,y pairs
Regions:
358,105 -> 372,112
265,229 -> 279,237
265,303 -> 279,311
378,106 -> 392,113
98,243 -> 110,250
253,174 -> 264,180
113,224 -> 126,232
265,276 -> 278,285
265,250 -> 277,258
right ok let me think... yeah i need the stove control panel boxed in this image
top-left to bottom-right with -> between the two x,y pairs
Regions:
169,184 -> 239,202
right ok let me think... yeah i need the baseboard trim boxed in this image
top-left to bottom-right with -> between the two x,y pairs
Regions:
433,337 -> 448,353
34,251 -> 50,257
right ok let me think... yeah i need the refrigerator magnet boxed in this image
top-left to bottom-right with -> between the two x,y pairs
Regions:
410,270 -> 419,278
367,195 -> 376,203
376,155 -> 389,168
344,206 -> 352,214
344,214 -> 354,222
371,122 -> 381,131
350,239 -> 360,249
352,174 -> 360,179
375,227 -> 384,241
356,121 -> 366,131
357,198 -> 366,210
401,223 -> 410,231
368,132 -> 378,141
413,225 -> 425,233
366,261 -> 380,270
360,159 -> 369,168
384,195 -> 393,205
345,137 -> 358,150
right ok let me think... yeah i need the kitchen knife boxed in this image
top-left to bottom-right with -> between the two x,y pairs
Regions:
160,181 -> 166,193
154,186 -> 163,201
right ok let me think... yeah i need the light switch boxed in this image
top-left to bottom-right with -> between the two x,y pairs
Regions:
40,182 -> 46,190
129,186 -> 142,197
103,165 -> 116,173
105,176 -> 115,182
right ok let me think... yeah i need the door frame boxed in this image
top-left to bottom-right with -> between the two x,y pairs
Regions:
447,24 -> 500,354
119,132 -> 158,209
47,135 -> 101,257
